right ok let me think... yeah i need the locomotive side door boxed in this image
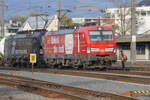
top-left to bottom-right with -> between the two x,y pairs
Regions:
65,34 -> 74,54
11,40 -> 16,55
79,32 -> 87,54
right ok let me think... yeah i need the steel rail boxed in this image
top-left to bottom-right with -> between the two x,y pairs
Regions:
0,74 -> 136,100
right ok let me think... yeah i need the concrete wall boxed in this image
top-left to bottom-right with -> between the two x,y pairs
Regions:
136,55 -> 146,60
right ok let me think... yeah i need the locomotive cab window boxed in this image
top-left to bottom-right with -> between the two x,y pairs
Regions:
89,30 -> 113,41
102,31 -> 113,41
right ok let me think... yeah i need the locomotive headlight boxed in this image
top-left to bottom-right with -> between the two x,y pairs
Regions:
113,48 -> 117,53
105,48 -> 114,52
86,47 -> 91,53
87,48 -> 100,53
91,48 -> 100,52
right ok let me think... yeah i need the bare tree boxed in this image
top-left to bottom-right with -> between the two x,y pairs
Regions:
111,0 -> 131,36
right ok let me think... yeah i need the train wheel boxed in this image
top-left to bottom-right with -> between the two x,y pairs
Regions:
100,60 -> 105,65
106,61 -> 112,66
57,64 -> 62,69
12,63 -> 17,67
50,59 -> 57,66
76,65 -> 83,70
48,65 -> 54,69
73,60 -> 81,66
72,65 -> 78,69
81,63 -> 87,70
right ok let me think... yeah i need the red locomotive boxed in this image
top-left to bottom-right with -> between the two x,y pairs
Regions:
43,26 -> 117,68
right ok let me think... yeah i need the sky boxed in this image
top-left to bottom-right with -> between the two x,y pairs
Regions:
5,0 -> 142,19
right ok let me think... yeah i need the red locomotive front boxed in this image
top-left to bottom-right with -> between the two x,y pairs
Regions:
43,26 -> 117,68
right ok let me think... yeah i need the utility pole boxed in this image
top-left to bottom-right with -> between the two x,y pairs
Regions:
57,0 -> 71,30
98,16 -> 101,26
130,0 -> 136,63
36,15 -> 38,29
0,0 -> 4,37
57,0 -> 62,30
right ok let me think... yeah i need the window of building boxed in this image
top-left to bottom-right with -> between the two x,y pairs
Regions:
8,29 -> 18,33
141,11 -> 146,16
137,45 -> 145,55
121,44 -> 130,50
136,11 -> 140,16
85,19 -> 91,22
147,11 -> 150,16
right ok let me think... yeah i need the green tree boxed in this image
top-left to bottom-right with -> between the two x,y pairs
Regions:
60,15 -> 73,27
112,0 -> 131,36
29,12 -> 38,17
11,15 -> 27,23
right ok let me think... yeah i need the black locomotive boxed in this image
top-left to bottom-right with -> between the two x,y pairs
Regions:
4,30 -> 46,67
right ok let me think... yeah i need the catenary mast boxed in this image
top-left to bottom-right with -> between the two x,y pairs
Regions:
130,0 -> 137,63
0,0 -> 4,37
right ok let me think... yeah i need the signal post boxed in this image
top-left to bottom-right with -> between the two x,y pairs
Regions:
30,54 -> 37,73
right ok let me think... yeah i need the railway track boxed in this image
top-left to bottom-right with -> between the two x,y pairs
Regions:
0,66 -> 150,85
34,69 -> 150,85
0,73 -> 136,100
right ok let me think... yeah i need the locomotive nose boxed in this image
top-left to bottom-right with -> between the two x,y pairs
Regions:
87,42 -> 116,55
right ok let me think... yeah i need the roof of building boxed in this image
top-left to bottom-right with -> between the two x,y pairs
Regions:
19,15 -> 56,31
138,0 -> 150,7
117,34 -> 150,43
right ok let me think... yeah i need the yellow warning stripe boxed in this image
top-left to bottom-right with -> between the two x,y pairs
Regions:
132,90 -> 150,94
122,90 -> 150,97
48,93 -> 59,98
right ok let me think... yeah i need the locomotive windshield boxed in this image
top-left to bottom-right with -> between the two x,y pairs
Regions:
89,30 -> 113,41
